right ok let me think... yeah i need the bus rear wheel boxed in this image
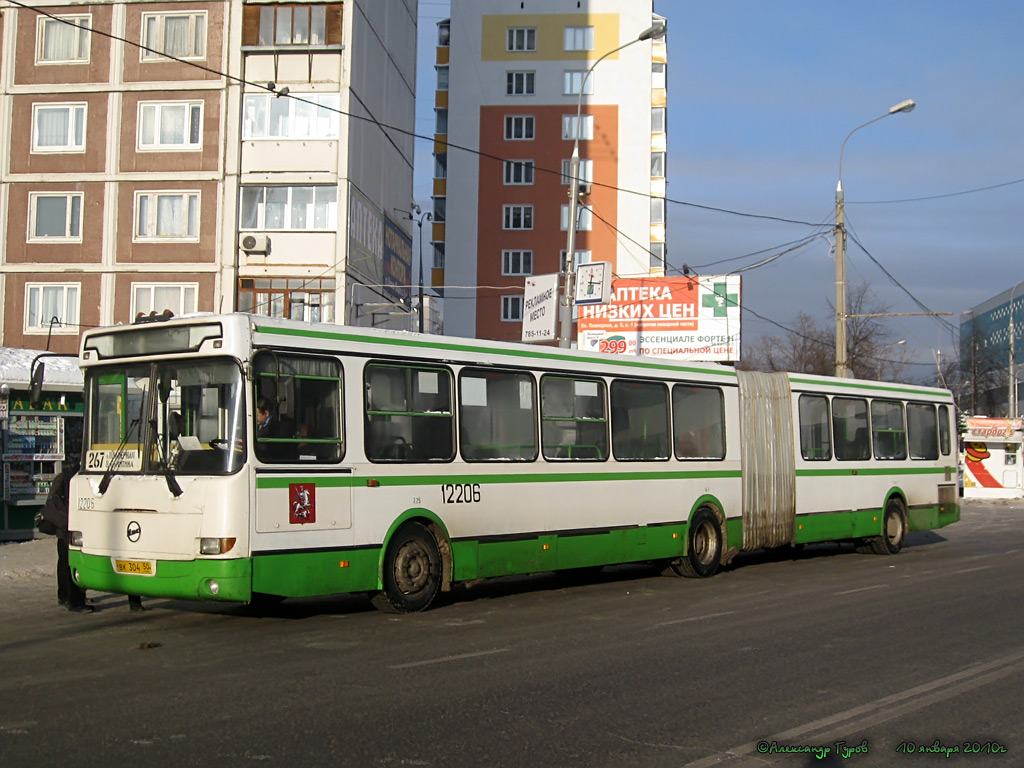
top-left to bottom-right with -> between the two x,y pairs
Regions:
870,498 -> 907,555
372,522 -> 442,613
669,507 -> 723,578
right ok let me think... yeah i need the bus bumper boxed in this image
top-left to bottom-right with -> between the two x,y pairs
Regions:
69,550 -> 252,602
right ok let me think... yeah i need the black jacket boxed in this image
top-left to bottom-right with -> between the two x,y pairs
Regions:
40,465 -> 77,537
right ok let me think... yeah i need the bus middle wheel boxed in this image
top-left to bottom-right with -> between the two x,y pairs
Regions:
372,522 -> 442,613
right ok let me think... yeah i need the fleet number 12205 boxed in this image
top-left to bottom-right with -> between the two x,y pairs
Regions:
441,483 -> 481,504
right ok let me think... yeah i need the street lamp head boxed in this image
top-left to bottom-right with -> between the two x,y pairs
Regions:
889,99 -> 916,114
638,22 -> 666,41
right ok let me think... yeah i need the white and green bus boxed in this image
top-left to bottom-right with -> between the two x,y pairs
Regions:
67,313 -> 959,612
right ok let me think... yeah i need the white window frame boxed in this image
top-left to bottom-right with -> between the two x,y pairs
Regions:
141,11 -> 207,61
242,92 -> 340,140
28,192 -> 83,241
502,250 -> 533,276
650,242 -> 666,271
239,185 -> 338,231
502,204 -> 534,230
563,26 -> 594,51
134,190 -> 201,241
503,160 -> 534,185
436,65 -> 449,91
561,204 -> 593,231
131,282 -> 199,318
24,283 -> 80,334
36,14 -> 91,64
506,71 -> 535,96
561,114 -> 594,141
651,197 -> 666,224
506,27 -> 536,52
31,103 -> 86,153
560,250 -> 592,271
138,100 -> 203,151
651,152 -> 666,178
501,295 -> 524,322
561,159 -> 593,186
563,70 -> 593,96
652,106 -> 666,134
652,62 -> 667,90
435,108 -> 448,134
504,115 -> 535,140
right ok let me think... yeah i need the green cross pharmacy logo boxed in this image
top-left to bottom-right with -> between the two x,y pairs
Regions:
701,282 -> 739,317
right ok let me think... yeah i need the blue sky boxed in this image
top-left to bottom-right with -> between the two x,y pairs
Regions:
412,1 -> 1024,376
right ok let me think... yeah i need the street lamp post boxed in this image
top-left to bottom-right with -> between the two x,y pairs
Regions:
558,21 -> 666,348
1008,281 -> 1023,417
834,99 -> 915,377
397,206 -> 433,334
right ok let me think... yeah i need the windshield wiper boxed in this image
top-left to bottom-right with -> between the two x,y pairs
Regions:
149,419 -> 183,498
98,418 -> 141,495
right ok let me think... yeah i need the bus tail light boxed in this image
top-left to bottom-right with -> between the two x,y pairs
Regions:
200,537 -> 237,555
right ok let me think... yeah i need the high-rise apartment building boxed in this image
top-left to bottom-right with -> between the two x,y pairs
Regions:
432,0 -> 667,342
0,0 -> 418,355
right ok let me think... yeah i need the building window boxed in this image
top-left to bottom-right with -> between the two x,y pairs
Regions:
504,115 -> 535,140
243,93 -> 340,139
31,104 -> 86,153
432,243 -> 445,270
238,278 -> 336,323
435,108 -> 448,134
135,191 -> 200,240
651,151 -> 665,178
132,283 -> 198,318
141,11 -> 207,60
437,21 -> 450,47
652,106 -> 666,133
240,186 -> 337,231
560,159 -> 593,186
138,101 -> 202,150
507,27 -> 536,52
563,70 -> 593,96
652,61 -> 666,89
502,250 -> 533,276
29,192 -> 83,241
501,295 -> 524,322
434,153 -> 447,179
561,114 -> 594,141
25,283 -> 80,333
502,205 -> 533,230
563,26 -> 594,51
649,242 -> 665,272
36,15 -> 91,64
506,71 -> 535,96
560,249 -> 592,271
561,204 -> 593,231
433,198 -> 446,223
651,197 -> 665,224
504,160 -> 534,185
242,4 -> 343,47
436,65 -> 449,91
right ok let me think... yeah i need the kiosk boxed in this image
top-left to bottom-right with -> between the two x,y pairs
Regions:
0,349 -> 83,541
961,416 -> 1023,499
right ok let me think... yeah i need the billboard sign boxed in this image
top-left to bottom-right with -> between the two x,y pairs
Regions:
577,275 -> 741,361
522,273 -> 559,343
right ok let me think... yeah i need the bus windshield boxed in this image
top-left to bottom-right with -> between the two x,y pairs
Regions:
84,359 -> 246,476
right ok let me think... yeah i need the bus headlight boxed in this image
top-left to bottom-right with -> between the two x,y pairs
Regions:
200,537 -> 236,555
69,530 -> 83,547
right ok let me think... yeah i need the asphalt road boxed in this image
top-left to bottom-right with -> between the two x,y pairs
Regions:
1,500 -> 1022,768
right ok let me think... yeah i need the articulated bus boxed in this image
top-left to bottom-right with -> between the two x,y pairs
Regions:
67,313 -> 959,612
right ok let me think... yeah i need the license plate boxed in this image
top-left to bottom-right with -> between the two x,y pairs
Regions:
115,559 -> 154,576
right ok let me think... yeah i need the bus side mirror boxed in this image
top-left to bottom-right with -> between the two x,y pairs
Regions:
29,361 -> 45,408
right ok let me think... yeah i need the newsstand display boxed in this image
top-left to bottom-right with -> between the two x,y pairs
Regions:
0,349 -> 83,542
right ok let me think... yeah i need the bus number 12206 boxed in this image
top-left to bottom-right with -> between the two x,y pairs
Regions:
441,483 -> 482,504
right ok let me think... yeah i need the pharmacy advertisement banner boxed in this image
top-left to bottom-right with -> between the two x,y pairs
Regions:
577,275 -> 741,361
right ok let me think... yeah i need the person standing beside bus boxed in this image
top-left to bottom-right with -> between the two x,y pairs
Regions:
40,463 -> 92,613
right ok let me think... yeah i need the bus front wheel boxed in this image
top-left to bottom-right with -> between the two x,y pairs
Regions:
669,507 -> 723,578
870,499 -> 907,555
372,522 -> 442,613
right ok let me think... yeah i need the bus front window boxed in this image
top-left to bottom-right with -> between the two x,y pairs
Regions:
84,360 -> 245,477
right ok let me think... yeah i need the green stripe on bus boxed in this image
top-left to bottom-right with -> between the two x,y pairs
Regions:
796,466 -> 951,477
253,324 -> 739,379
70,551 -> 252,602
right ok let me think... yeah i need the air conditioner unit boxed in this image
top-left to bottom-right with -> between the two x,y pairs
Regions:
241,234 -> 270,253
